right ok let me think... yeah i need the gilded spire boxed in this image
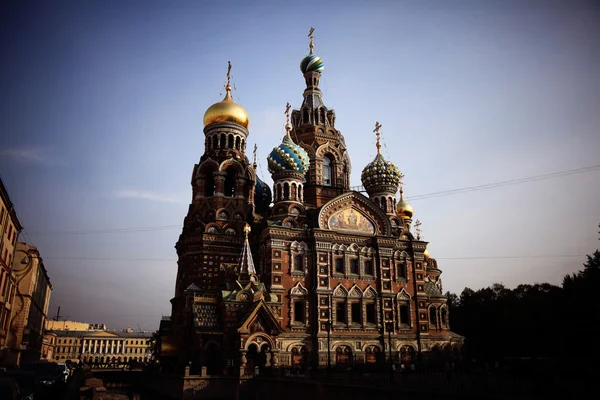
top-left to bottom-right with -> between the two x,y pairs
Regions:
308,27 -> 315,55
374,121 -> 382,155
238,223 -> 256,280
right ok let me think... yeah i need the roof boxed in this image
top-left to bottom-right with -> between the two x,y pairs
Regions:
49,330 -> 153,339
424,281 -> 444,298
0,177 -> 23,231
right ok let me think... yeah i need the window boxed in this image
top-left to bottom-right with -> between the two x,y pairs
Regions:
204,170 -> 215,197
441,308 -> 448,326
397,261 -> 406,279
294,255 -> 303,271
350,259 -> 358,274
224,167 -> 236,197
336,302 -> 346,324
335,258 -> 344,274
323,156 -> 332,186
366,303 -> 376,324
429,307 -> 437,325
351,303 -> 361,324
364,260 -> 373,275
399,304 -> 410,325
294,301 -> 305,323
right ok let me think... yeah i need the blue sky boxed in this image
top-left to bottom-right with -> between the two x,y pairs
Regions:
1,0 -> 599,330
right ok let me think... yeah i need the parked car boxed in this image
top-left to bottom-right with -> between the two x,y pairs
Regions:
0,371 -> 36,400
21,362 -> 63,389
56,363 -> 69,383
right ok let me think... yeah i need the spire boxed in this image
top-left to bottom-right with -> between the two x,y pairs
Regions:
415,219 -> 422,240
253,144 -> 257,169
226,60 -> 232,93
374,121 -> 382,155
237,224 -> 256,282
284,102 -> 292,135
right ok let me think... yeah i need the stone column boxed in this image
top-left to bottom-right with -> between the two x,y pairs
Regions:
271,351 -> 279,368
214,172 -> 226,197
239,350 -> 247,377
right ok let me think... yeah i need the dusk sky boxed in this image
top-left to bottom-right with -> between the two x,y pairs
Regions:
1,0 -> 598,331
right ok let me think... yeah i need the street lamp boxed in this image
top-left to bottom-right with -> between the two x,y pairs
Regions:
385,322 -> 394,382
324,320 -> 331,377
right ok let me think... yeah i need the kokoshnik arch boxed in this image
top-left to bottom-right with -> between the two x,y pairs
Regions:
163,31 -> 463,374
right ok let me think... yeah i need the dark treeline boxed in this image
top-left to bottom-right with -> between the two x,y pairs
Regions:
446,224 -> 600,378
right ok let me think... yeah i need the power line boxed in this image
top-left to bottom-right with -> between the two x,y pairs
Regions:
43,254 -> 588,262
25,163 -> 600,236
405,164 -> 600,201
29,225 -> 181,236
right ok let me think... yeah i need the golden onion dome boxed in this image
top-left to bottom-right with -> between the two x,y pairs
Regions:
396,187 -> 414,219
423,248 -> 430,261
203,85 -> 249,129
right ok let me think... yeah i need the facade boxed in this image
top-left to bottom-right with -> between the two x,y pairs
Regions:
166,35 -> 463,374
46,320 -> 107,332
0,178 -> 22,360
50,329 -> 153,364
5,242 -> 52,365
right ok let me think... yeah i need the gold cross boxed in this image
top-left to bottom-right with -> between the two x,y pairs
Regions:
285,102 -> 291,124
253,144 -> 257,166
414,219 -> 422,240
226,60 -> 232,87
374,121 -> 382,154
308,27 -> 315,55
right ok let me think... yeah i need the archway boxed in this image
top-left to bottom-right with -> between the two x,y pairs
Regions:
335,346 -> 353,367
400,345 -> 415,367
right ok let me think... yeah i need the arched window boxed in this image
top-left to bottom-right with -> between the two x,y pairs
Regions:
294,254 -> 303,271
235,136 -> 241,150
283,183 -> 290,200
220,133 -> 226,148
399,304 -> 410,325
335,258 -> 344,274
397,260 -> 406,279
323,156 -> 332,186
241,139 -> 245,151
204,170 -> 215,197
228,134 -> 234,149
303,109 -> 309,124
224,167 -> 236,197
441,307 -> 448,326
212,135 -> 218,150
294,300 -> 305,323
350,258 -> 358,274
429,307 -> 437,325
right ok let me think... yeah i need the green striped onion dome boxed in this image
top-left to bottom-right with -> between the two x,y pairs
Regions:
300,54 -> 324,74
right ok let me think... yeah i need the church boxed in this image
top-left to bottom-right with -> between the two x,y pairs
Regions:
163,32 -> 463,375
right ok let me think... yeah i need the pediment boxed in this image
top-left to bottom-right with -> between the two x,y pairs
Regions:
318,192 -> 392,236
238,300 -> 283,336
87,331 -> 120,338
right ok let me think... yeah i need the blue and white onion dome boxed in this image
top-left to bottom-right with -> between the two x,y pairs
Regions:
267,130 -> 310,176
361,153 -> 403,193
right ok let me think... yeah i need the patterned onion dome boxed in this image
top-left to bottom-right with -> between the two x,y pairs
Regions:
254,175 -> 272,213
300,54 -> 324,74
203,86 -> 249,129
267,133 -> 310,175
361,153 -> 403,194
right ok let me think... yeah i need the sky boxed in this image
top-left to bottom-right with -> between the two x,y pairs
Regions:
0,0 -> 599,331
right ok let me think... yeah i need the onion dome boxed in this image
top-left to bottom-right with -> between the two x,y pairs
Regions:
267,130 -> 310,176
361,153 -> 402,193
300,54 -> 324,74
203,84 -> 249,129
396,187 -> 414,219
254,175 -> 272,213
423,248 -> 430,261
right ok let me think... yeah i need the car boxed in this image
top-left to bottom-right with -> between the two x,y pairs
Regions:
56,363 -> 69,383
21,362 -> 63,389
0,371 -> 37,400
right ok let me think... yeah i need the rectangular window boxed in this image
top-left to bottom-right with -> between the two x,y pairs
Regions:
399,304 -> 410,325
366,303 -> 376,324
335,258 -> 344,274
351,303 -> 361,324
294,255 -> 303,271
397,262 -> 406,278
293,301 -> 305,323
336,302 -> 346,324
364,260 -> 373,275
350,259 -> 358,274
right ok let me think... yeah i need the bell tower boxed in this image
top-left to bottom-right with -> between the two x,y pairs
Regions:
290,28 -> 351,208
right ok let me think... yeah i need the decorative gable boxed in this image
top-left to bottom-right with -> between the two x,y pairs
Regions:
318,192 -> 392,236
237,300 -> 284,336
